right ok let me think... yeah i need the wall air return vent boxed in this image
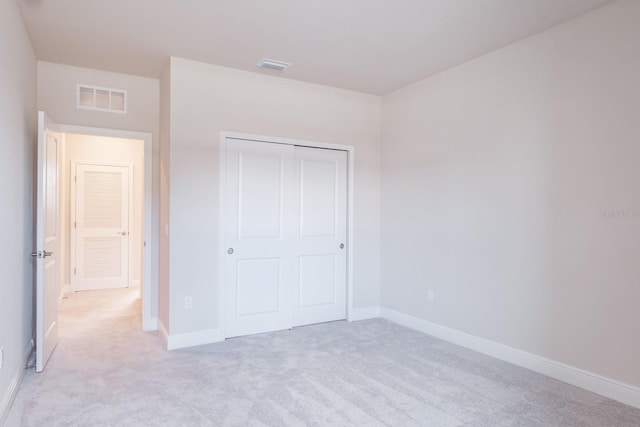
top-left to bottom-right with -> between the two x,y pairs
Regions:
256,58 -> 291,72
77,84 -> 127,113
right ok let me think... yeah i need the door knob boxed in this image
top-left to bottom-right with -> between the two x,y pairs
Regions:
119,231 -> 128,236
30,250 -> 53,258
340,243 -> 345,249
227,248 -> 234,255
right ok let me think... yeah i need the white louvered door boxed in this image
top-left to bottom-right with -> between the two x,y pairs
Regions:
72,163 -> 131,291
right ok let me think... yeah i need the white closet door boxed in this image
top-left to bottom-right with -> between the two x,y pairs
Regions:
224,140 -> 295,338
293,147 -> 347,326
73,164 -> 130,291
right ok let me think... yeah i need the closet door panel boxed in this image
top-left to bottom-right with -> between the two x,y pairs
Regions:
293,147 -> 347,326
224,140 -> 294,338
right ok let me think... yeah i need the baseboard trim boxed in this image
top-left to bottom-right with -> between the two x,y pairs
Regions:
157,320 -> 224,351
58,284 -> 73,307
143,316 -> 158,332
0,340 -> 34,424
157,319 -> 169,348
380,308 -> 640,410
349,306 -> 381,321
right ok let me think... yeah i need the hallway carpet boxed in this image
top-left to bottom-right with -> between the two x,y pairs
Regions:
6,288 -> 640,426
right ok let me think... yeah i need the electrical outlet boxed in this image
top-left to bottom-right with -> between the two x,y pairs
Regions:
184,296 -> 193,309
0,347 -> 4,370
427,289 -> 435,302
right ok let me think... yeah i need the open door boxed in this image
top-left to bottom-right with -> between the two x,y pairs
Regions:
34,111 -> 60,372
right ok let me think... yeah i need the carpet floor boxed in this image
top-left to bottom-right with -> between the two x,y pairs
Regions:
5,288 -> 640,426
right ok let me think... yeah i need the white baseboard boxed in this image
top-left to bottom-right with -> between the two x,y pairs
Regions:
380,308 -> 640,409
349,306 -> 381,321
157,319 -> 224,350
62,283 -> 72,296
58,284 -> 73,307
0,340 -> 34,424
157,319 -> 169,348
143,316 -> 158,332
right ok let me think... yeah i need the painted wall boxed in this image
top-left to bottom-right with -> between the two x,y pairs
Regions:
381,0 -> 640,387
0,0 -> 36,419
37,62 -> 160,318
60,135 -> 144,290
165,58 -> 382,335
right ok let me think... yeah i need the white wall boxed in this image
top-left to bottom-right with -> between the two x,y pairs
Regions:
37,62 -> 160,318
381,0 -> 640,387
165,58 -> 381,336
61,135 -> 144,290
0,0 -> 36,420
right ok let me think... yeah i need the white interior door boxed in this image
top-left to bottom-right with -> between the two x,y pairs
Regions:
293,147 -> 347,326
223,138 -> 348,338
36,111 -> 59,372
72,163 -> 131,291
224,140 -> 295,338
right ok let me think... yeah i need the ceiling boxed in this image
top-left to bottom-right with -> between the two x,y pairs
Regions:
17,0 -> 614,95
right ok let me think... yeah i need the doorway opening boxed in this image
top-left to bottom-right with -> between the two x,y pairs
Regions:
35,112 -> 154,372
55,127 -> 154,331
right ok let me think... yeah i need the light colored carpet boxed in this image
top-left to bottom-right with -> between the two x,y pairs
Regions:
5,288 -> 640,426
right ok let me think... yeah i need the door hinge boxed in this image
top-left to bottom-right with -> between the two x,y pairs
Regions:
74,268 -> 76,275
74,221 -> 76,228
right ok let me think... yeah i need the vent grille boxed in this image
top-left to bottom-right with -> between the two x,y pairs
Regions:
257,58 -> 291,72
77,84 -> 127,113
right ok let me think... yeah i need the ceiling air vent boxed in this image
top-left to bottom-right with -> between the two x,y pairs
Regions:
256,58 -> 291,72
77,84 -> 127,114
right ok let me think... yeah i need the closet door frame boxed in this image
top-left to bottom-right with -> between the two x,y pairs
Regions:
219,131 -> 355,337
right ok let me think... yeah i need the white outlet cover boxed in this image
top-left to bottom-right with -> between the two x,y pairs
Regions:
427,289 -> 435,302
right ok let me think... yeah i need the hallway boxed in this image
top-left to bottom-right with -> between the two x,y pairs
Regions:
6,288 -> 164,425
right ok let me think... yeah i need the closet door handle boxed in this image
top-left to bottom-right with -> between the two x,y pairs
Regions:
227,248 -> 234,255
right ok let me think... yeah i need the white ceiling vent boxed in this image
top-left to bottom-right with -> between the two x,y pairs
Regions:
256,58 -> 291,72
77,84 -> 127,113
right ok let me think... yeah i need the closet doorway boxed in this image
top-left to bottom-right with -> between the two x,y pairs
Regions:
221,133 -> 354,338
